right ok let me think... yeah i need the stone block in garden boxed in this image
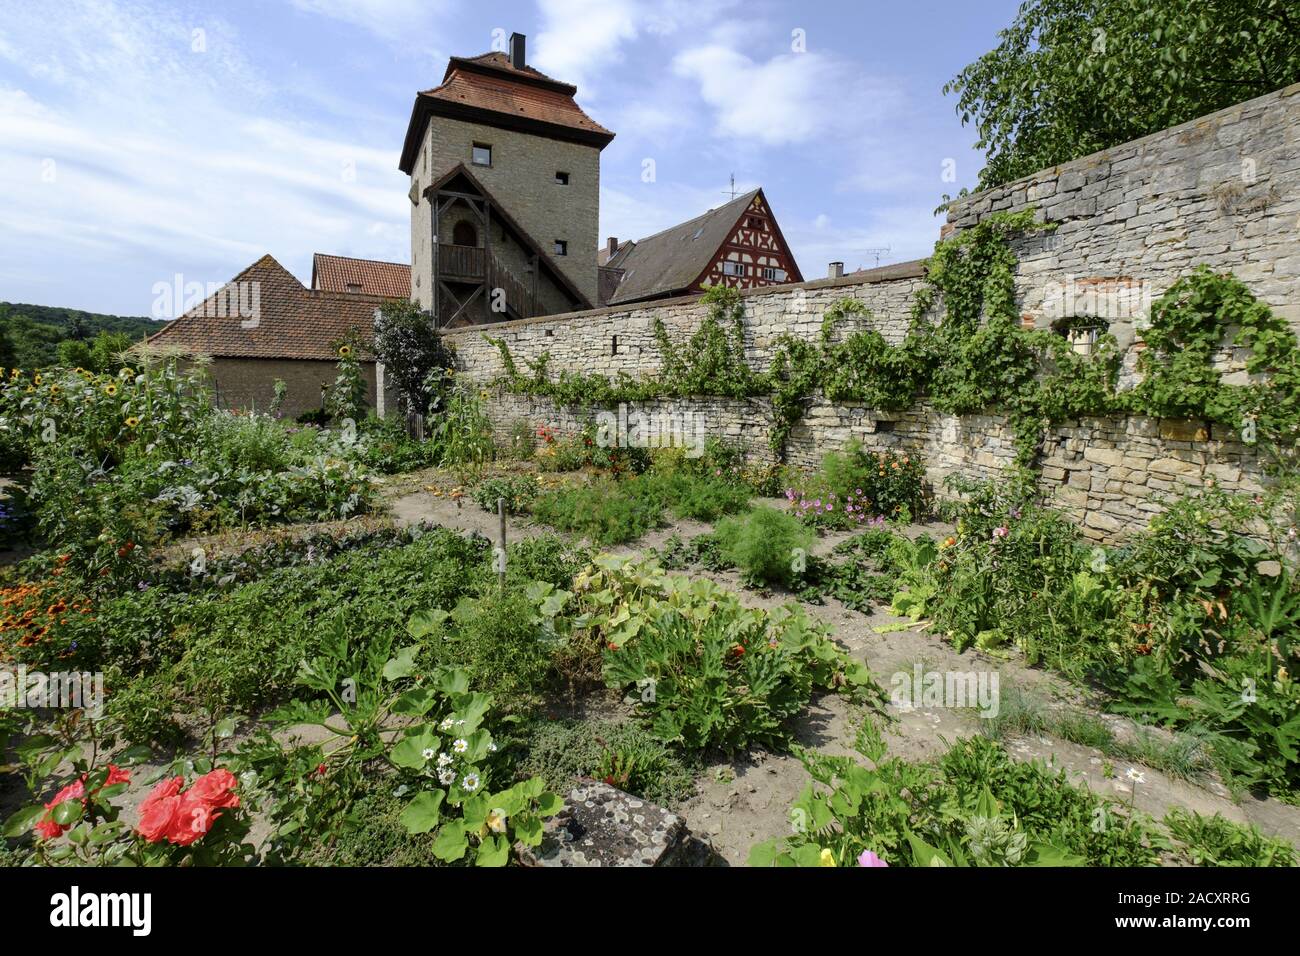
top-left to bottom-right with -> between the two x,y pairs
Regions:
517,780 -> 713,867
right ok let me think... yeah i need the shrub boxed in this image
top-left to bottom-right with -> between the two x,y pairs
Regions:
513,718 -> 697,807
470,474 -> 538,515
786,443 -> 927,529
715,506 -> 814,588
531,478 -> 664,545
547,555 -> 881,753
752,731 -> 1159,867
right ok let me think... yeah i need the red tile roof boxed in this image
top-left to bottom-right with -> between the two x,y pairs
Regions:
311,253 -> 410,298
400,51 -> 613,172
144,255 -> 386,361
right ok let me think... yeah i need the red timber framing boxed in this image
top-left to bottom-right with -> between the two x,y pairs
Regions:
691,190 -> 803,292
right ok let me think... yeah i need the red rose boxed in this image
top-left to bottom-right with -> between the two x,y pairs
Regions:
32,779 -> 87,839
166,797 -> 216,846
137,777 -> 185,843
188,768 -> 240,809
104,764 -> 131,787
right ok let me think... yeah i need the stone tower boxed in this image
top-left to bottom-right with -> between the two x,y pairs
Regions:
398,33 -> 615,325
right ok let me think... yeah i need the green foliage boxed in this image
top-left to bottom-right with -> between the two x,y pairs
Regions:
787,442 -> 929,527
751,731 -> 1159,867
371,299 -> 453,414
1125,266 -> 1300,443
714,506 -> 814,589
946,0 -> 1300,191
531,477 -> 665,545
470,474 -> 538,515
1163,807 -> 1295,867
323,329 -> 368,424
513,718 -> 698,807
549,554 -> 881,754
0,301 -> 162,370
895,475 -> 1300,799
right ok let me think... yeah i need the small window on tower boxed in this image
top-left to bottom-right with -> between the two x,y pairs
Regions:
472,143 -> 492,166
555,171 -> 570,185
554,240 -> 568,256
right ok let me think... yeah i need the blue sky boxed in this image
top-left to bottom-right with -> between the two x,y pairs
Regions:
0,0 -> 1023,316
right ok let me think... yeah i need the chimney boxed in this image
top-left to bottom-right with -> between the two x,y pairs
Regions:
828,261 -> 845,279
509,33 -> 526,69
606,237 -> 618,257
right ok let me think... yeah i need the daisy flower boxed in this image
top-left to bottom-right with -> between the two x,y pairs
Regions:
421,748 -> 437,762
461,773 -> 480,792
438,768 -> 456,785
452,738 -> 468,754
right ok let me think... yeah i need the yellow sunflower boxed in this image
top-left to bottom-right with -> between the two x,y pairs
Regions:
33,374 -> 43,385
124,416 -> 140,429
338,345 -> 353,358
102,383 -> 119,397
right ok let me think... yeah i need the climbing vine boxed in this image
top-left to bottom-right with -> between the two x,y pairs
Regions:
484,210 -> 1300,466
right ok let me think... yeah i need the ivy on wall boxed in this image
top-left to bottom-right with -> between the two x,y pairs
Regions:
484,210 -> 1300,466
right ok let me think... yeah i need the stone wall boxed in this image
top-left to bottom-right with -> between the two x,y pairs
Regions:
478,389 -> 1263,541
446,83 -> 1299,541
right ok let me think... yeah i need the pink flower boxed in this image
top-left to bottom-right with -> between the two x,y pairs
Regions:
857,850 -> 889,867
992,526 -> 1009,539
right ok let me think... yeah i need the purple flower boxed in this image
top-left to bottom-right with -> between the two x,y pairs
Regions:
857,850 -> 888,868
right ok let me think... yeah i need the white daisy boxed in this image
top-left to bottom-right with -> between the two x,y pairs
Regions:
439,717 -> 454,731
1125,767 -> 1145,784
452,738 -> 468,754
437,752 -> 453,767
461,772 -> 480,792
438,768 -> 457,785
488,742 -> 498,753
421,748 -> 437,761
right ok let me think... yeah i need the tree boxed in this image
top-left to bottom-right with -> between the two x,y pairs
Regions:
948,0 -> 1300,190
371,299 -> 453,414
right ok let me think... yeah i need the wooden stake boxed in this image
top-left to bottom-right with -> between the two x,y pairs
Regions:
496,497 -> 507,593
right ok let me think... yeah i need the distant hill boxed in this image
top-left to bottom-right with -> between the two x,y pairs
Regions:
0,302 -> 170,371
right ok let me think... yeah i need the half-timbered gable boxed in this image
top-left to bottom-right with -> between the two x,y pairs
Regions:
601,188 -> 803,306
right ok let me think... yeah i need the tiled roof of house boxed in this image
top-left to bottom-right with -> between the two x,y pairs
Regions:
144,255 -> 384,361
311,253 -> 410,298
399,50 -> 613,172
606,190 -> 761,306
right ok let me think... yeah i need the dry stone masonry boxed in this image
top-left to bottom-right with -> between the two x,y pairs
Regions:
445,82 -> 1300,541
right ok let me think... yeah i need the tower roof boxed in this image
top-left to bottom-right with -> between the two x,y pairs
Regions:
399,49 -> 614,173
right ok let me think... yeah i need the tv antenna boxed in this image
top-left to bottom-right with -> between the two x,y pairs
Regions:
861,246 -> 891,269
722,173 -> 738,200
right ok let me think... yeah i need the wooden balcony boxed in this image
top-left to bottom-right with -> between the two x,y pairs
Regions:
438,243 -> 485,279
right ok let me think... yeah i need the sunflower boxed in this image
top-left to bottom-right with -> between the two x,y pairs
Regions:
338,345 -> 353,358
102,383 -> 118,396
118,367 -> 135,380
48,384 -> 61,397
33,374 -> 43,385
124,416 -> 140,429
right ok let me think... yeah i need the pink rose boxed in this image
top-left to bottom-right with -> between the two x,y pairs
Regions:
857,850 -> 889,867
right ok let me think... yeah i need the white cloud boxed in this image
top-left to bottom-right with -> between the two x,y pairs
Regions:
672,41 -> 901,147
0,0 -> 410,314
286,0 -> 449,47
531,0 -> 738,99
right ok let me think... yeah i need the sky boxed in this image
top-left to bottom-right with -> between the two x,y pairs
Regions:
0,0 -> 1024,317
